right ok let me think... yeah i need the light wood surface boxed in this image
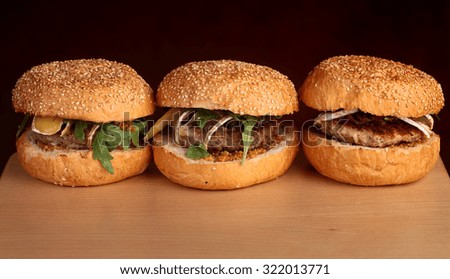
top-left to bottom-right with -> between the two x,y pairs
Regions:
1,152 -> 449,259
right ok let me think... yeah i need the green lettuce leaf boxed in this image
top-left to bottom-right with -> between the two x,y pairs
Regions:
195,109 -> 219,129
130,130 -> 139,148
182,110 -> 262,163
228,113 -> 261,164
16,114 -> 29,138
131,120 -> 147,147
74,121 -> 88,141
133,120 -> 148,134
103,124 -> 123,150
185,143 -> 210,159
91,120 -> 148,174
92,129 -> 115,174
241,118 -> 257,165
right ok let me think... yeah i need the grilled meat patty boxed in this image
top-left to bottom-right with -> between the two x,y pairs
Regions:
314,112 -> 426,148
31,131 -> 88,151
178,120 -> 289,152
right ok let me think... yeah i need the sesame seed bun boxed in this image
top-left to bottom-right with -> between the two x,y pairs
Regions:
302,129 -> 440,186
12,58 -> 155,122
300,55 -> 444,118
157,60 -> 298,116
299,55 -> 444,186
12,59 -> 155,186
152,131 -> 299,190
16,130 -> 151,186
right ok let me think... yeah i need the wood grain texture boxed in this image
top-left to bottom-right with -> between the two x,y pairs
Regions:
1,153 -> 449,259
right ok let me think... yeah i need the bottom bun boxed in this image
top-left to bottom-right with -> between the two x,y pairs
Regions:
302,129 -> 440,186
152,132 -> 299,190
16,130 -> 151,186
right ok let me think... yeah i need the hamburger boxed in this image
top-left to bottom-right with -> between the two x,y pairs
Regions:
12,58 -> 155,186
146,60 -> 299,190
300,55 -> 444,186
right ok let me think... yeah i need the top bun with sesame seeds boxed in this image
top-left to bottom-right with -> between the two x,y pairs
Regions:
12,58 -> 155,122
157,60 -> 298,116
299,55 -> 444,186
300,55 -> 444,118
150,60 -> 299,190
12,59 -> 155,186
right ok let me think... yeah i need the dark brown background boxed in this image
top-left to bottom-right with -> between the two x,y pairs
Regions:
1,1 -> 449,172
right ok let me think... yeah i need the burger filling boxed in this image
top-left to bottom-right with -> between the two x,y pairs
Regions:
147,108 -> 294,164
16,114 -> 148,174
312,109 -> 435,147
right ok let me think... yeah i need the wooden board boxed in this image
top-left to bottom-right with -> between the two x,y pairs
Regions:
1,153 -> 449,259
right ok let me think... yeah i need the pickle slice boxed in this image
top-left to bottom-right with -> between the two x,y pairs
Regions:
31,116 -> 64,135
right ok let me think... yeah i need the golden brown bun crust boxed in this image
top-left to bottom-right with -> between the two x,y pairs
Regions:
300,55 -> 444,117
157,60 -> 298,116
152,132 -> 299,190
12,59 -> 155,122
16,130 -> 151,186
301,129 -> 440,186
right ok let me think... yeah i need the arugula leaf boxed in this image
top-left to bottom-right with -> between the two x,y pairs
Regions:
195,109 -> 219,129
227,112 -> 261,124
92,129 -> 115,174
122,128 -> 131,151
103,124 -> 123,150
130,129 -> 139,148
227,112 -> 261,164
133,120 -> 147,134
74,121 -> 88,141
241,119 -> 257,164
185,143 -> 210,159
90,120 -> 149,173
16,114 -> 29,138
130,121 -> 147,148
